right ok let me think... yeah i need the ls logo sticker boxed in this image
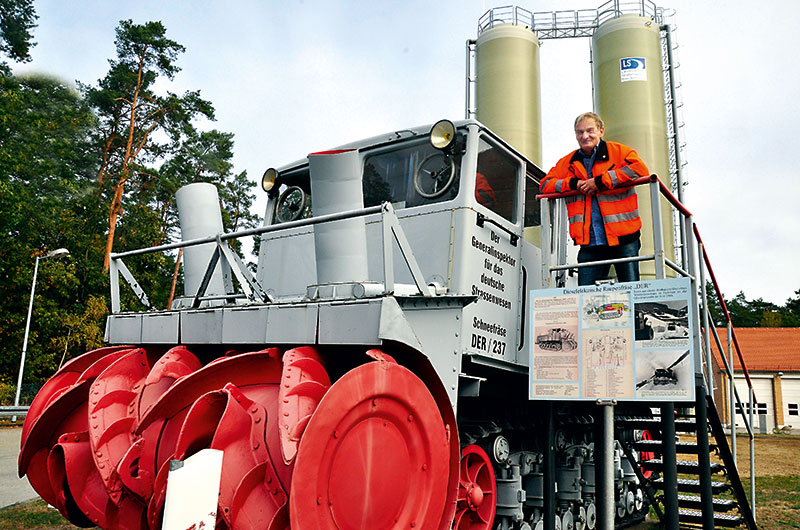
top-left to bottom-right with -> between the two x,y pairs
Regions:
620,57 -> 646,82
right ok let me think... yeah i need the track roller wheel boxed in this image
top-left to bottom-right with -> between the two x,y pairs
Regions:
454,444 -> 496,529
575,505 -> 586,530
585,502 -> 596,530
638,430 -> 655,479
290,359 -> 452,529
561,510 -> 574,530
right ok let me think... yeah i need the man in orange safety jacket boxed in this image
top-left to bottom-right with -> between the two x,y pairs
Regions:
539,112 -> 650,285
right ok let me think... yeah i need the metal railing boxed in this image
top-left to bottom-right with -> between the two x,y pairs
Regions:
0,406 -> 28,417
477,1 -> 664,40
696,226 -> 757,513
108,202 -> 436,314
538,173 -> 757,521
596,0 -> 662,25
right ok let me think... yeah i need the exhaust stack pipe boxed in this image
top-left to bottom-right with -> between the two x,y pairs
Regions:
308,149 -> 369,286
175,182 -> 232,304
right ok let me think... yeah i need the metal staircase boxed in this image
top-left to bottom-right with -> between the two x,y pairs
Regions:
620,390 -> 757,528
539,172 -> 760,528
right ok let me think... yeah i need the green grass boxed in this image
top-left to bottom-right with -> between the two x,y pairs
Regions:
0,500 -> 72,530
741,475 -> 800,529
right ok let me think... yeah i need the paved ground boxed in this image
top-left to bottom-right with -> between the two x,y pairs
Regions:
0,426 -> 38,508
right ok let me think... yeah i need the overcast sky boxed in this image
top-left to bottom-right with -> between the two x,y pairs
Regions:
14,0 -> 800,305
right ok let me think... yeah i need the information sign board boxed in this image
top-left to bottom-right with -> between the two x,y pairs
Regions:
529,278 -> 695,402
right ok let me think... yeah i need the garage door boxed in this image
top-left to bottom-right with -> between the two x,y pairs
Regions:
733,376 -> 773,432
781,376 -> 800,428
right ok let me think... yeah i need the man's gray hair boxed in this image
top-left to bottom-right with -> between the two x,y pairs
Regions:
574,112 -> 604,131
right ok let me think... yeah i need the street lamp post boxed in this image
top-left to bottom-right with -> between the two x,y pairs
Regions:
14,248 -> 70,413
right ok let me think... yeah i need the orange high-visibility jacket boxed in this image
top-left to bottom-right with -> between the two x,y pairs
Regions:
539,140 -> 649,246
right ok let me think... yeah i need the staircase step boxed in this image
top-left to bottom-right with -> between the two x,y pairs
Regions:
641,459 -> 724,475
617,417 -> 701,433
678,494 -> 739,512
679,509 -> 744,528
634,439 -> 717,454
653,477 -> 730,494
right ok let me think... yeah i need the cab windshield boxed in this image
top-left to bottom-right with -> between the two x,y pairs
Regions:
363,138 -> 462,209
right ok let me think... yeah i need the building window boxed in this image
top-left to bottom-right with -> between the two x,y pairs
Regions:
789,403 -> 799,416
735,403 -> 768,415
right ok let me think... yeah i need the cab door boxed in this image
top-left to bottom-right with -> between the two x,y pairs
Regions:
459,134 -> 525,366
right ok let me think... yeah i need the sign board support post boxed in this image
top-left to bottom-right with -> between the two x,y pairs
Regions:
544,401 -> 555,530
661,401 -> 679,530
596,399 -> 616,530
694,375 -> 715,529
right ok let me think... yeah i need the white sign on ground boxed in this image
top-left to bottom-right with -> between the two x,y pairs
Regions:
162,449 -> 224,530
529,277 -> 695,402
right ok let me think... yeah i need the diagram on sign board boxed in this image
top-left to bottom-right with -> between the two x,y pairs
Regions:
583,293 -> 631,328
586,331 -> 628,368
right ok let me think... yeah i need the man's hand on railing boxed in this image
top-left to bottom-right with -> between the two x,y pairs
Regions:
576,179 -> 599,195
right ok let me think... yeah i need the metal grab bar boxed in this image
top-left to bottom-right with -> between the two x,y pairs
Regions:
110,205 -> 384,260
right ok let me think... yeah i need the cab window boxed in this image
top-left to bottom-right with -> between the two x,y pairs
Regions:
363,138 -> 461,209
523,172 -> 542,246
475,137 -> 518,223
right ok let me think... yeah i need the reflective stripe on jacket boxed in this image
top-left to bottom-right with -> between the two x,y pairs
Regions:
539,140 -> 649,246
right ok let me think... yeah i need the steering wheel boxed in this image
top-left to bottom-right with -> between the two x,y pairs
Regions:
275,186 -> 307,222
413,152 -> 456,199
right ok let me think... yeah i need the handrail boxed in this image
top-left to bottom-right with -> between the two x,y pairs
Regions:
537,175 -> 673,280
708,322 -> 754,438
110,205 -> 384,260
109,202 -> 436,313
693,225 -> 756,398
536,174 -> 653,200
477,1 -> 663,39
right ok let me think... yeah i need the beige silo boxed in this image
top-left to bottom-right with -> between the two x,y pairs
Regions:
475,24 -> 542,166
592,14 -> 676,279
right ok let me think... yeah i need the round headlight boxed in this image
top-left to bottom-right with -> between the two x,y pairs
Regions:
262,168 -> 279,192
429,119 -> 456,151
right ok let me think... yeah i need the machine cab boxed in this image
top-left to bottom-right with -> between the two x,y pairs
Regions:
256,120 -> 545,367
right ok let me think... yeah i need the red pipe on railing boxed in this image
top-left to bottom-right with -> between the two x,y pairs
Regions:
538,174 -> 693,219
654,176 -> 693,218
536,175 -> 653,200
693,225 -> 757,400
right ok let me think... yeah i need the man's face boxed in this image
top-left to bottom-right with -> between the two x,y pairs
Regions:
575,118 -> 604,154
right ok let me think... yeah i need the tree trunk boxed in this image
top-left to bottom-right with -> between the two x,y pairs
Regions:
103,178 -> 126,272
166,248 -> 183,309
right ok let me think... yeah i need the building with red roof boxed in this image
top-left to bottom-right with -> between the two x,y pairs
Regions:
709,327 -> 800,432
